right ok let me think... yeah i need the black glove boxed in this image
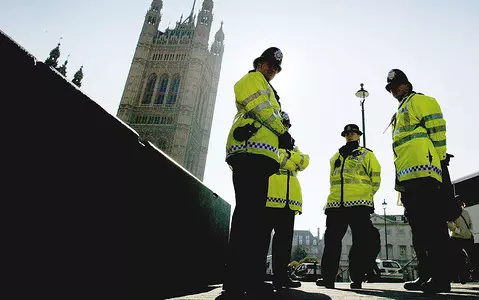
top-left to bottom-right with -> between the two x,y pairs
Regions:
440,153 -> 454,179
443,153 -> 454,167
278,131 -> 295,150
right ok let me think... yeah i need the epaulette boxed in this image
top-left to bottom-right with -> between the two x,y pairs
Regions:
362,147 -> 373,152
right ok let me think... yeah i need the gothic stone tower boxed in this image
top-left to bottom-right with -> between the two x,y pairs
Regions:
117,0 -> 224,180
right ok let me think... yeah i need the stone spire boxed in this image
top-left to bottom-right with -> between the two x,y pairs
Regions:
211,21 -> 224,57
72,66 -> 83,87
45,42 -> 61,68
56,55 -> 69,76
214,21 -> 224,42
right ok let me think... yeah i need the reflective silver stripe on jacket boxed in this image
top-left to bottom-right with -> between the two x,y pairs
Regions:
264,109 -> 280,125
251,100 -> 272,112
331,178 -> 371,185
241,86 -> 271,106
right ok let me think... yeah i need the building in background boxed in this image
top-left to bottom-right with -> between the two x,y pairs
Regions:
117,0 -> 224,180
291,229 -> 323,260
266,229 -> 323,262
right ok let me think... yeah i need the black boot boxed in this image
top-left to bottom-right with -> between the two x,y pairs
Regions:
273,278 -> 301,290
404,277 -> 429,291
350,282 -> 362,289
316,279 -> 335,289
422,279 -> 451,294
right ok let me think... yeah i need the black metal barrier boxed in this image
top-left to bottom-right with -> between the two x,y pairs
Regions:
1,30 -> 230,299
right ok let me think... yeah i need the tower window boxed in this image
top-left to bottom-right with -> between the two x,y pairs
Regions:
141,73 -> 157,104
166,75 -> 180,105
154,74 -> 169,104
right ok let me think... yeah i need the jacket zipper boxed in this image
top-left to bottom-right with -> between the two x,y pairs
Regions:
286,170 -> 291,207
340,155 -> 346,207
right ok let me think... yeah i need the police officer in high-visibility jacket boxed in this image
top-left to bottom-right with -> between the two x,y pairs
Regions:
262,111 -> 309,290
318,124 -> 381,290
223,47 -> 295,297
386,69 -> 451,294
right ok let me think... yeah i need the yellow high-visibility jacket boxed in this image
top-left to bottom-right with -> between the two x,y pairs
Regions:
326,146 -> 381,209
392,92 -> 446,189
266,146 -> 310,214
225,72 -> 286,165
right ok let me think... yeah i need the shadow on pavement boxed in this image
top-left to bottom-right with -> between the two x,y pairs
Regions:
335,288 -> 479,300
163,285 -> 218,299
274,289 -> 332,299
215,289 -> 331,300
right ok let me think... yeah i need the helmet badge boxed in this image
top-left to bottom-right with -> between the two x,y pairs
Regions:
388,70 -> 396,80
274,49 -> 283,62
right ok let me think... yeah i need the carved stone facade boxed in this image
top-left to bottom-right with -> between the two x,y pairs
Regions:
117,0 -> 224,180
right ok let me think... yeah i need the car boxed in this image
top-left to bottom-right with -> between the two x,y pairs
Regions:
291,262 -> 322,281
375,259 -> 404,282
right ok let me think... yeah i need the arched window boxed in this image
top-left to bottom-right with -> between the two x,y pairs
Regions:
167,74 -> 180,104
154,74 -> 169,104
142,74 -> 157,104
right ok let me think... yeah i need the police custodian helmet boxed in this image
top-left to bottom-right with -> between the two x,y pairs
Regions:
253,47 -> 283,72
385,69 -> 413,92
341,124 -> 362,137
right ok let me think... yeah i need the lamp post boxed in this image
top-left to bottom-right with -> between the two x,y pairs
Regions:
355,83 -> 369,148
382,199 -> 389,260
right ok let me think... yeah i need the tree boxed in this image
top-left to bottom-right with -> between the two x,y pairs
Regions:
291,245 -> 308,262
299,256 -> 320,264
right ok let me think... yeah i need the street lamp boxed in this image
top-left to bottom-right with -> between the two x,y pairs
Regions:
355,83 -> 369,148
382,199 -> 389,260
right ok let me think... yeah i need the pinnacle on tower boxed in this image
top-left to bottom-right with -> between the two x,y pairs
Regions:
56,55 -> 69,76
45,42 -> 61,68
72,66 -> 83,88
215,21 -> 224,42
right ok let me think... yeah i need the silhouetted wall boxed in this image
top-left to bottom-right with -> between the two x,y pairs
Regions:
1,30 -> 230,299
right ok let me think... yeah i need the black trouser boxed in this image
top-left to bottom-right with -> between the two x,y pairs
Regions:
262,206 -> 296,283
353,221 -> 381,281
321,206 -> 371,283
450,237 -> 474,281
224,154 -> 278,290
401,177 -> 450,283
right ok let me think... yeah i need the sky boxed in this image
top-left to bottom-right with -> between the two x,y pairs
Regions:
2,0 -> 479,237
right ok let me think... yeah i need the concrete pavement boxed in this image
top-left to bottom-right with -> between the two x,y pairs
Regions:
169,282 -> 479,299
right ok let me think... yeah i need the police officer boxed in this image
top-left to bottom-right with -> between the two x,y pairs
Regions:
262,111 -> 309,290
223,47 -> 294,297
386,69 -> 451,293
317,124 -> 381,290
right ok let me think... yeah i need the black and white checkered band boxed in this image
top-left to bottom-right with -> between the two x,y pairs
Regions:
326,199 -> 373,208
397,164 -> 442,178
227,141 -> 279,156
266,197 -> 302,208
326,202 -> 341,208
